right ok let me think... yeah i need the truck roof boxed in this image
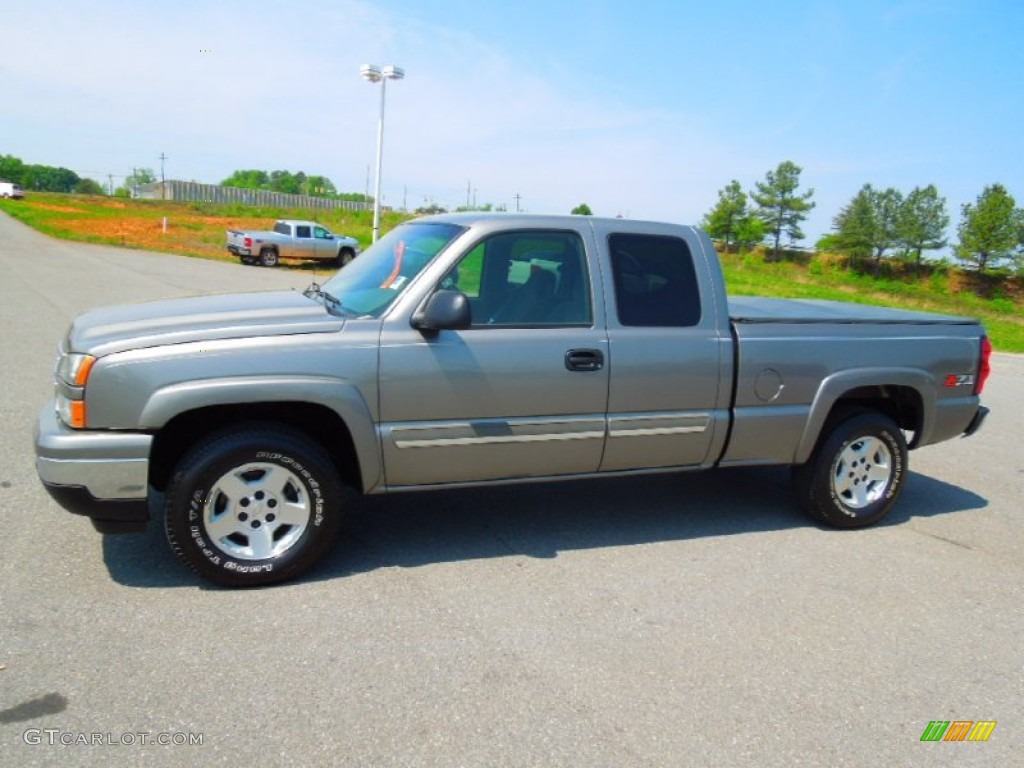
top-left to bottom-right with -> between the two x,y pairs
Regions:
414,212 -> 691,229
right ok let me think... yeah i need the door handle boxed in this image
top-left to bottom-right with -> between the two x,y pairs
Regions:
565,348 -> 604,372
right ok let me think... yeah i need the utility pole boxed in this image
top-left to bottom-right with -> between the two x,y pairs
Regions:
466,179 -> 471,209
107,174 -> 114,195
159,153 -> 168,199
514,193 -> 522,212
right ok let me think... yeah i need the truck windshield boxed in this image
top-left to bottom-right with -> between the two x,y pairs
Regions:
320,222 -> 464,317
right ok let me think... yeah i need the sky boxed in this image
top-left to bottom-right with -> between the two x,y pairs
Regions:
2,0 -> 1023,245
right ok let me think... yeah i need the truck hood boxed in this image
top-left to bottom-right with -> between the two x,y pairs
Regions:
68,291 -> 345,357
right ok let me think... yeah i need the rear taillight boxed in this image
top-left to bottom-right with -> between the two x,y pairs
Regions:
244,237 -> 253,248
974,335 -> 991,395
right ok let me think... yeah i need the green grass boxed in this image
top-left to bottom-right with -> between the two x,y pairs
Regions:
721,252 -> 1024,352
2,193 -> 1021,351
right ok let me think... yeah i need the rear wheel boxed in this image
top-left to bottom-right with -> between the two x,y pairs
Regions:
792,411 -> 907,528
164,426 -> 344,586
259,248 -> 279,267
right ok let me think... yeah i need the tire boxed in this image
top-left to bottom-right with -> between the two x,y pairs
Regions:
259,248 -> 279,267
164,426 -> 344,587
792,411 -> 907,529
337,248 -> 355,267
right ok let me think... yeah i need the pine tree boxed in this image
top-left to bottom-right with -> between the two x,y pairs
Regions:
832,184 -> 903,270
701,180 -> 748,252
750,161 -> 815,260
897,185 -> 949,268
956,184 -> 1018,272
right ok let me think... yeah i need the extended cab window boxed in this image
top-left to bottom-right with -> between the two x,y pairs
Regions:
609,233 -> 701,327
296,225 -> 312,238
441,230 -> 591,327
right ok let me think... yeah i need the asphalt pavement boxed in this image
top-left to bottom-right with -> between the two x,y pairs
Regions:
0,210 -> 1020,766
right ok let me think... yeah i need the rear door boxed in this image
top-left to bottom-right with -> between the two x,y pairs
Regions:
292,224 -> 315,259
377,227 -> 609,486
594,223 -> 731,470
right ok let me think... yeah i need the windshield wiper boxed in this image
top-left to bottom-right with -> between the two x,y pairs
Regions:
303,282 -> 349,316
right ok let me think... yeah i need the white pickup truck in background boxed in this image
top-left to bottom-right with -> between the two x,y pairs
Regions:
226,219 -> 360,267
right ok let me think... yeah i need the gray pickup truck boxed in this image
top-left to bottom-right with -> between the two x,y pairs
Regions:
36,213 -> 990,586
226,219 -> 360,267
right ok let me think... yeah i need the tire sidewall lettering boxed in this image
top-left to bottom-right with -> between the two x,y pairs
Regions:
166,429 -> 344,586
191,451 -> 325,572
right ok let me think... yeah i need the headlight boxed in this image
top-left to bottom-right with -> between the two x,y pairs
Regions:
56,353 -> 96,387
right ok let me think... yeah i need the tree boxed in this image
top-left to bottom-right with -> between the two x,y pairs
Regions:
220,168 -> 340,198
831,185 -> 877,260
415,203 -> 448,215
74,178 -> 106,195
571,203 -> 593,215
832,184 -> 903,270
22,164 -> 80,193
750,161 -> 815,260
0,154 -> 27,184
221,169 -> 270,190
701,180 -> 748,252
956,184 -> 1018,272
871,187 -> 903,264
734,215 -> 766,252
1015,209 -> 1024,274
897,184 -> 949,268
305,175 -> 337,197
127,168 -> 156,186
114,168 -> 156,197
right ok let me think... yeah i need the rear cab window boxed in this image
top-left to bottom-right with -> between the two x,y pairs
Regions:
608,233 -> 701,327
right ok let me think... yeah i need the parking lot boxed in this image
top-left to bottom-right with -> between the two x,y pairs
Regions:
0,211 -> 1020,766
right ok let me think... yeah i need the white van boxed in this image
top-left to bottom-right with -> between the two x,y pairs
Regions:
0,181 -> 25,199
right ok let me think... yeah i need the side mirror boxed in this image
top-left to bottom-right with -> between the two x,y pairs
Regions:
412,290 -> 471,332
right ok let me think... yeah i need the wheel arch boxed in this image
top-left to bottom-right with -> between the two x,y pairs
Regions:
795,369 -> 932,464
143,377 -> 380,494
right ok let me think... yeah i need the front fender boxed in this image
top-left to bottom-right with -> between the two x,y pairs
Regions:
139,375 -> 381,492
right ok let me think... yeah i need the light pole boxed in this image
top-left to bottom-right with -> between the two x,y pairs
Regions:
360,64 -> 404,242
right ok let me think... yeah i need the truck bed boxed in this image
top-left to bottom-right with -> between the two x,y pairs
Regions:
728,296 -> 977,325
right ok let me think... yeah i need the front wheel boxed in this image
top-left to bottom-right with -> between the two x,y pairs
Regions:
792,411 -> 907,528
337,248 -> 355,267
164,426 -> 344,586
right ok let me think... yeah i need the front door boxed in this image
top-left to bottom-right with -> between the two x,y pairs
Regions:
378,228 -> 609,487
314,226 -> 337,260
